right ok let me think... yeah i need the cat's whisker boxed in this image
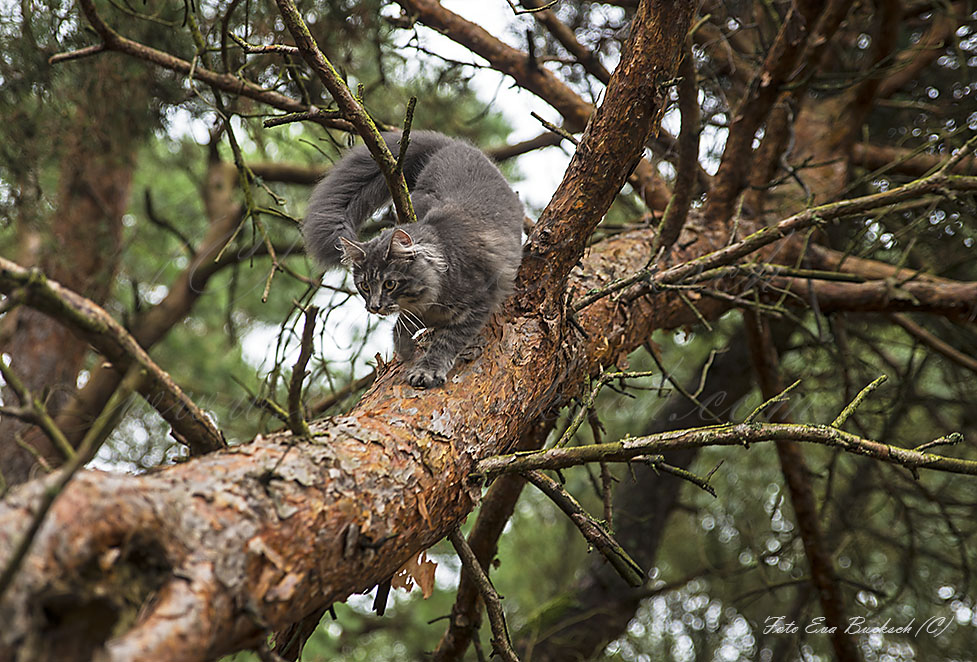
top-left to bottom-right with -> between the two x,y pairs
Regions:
400,310 -> 424,333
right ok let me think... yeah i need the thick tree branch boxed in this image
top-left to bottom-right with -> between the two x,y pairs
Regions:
519,0 -> 695,298
773,277 -> 977,321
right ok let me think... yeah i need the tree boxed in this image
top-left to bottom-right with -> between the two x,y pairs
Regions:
1,1 -> 977,661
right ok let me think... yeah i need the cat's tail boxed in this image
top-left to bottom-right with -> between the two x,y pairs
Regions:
303,130 -> 453,267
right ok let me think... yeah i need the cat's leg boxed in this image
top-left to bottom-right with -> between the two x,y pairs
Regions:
393,316 -> 417,361
406,308 -> 489,389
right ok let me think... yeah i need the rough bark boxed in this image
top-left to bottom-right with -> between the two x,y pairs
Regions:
0,220 -> 717,661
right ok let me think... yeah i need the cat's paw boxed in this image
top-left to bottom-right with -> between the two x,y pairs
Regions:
406,367 -> 446,389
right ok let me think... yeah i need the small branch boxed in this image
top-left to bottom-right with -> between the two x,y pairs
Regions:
888,314 -> 977,375
0,356 -> 75,461
832,375 -> 888,429
287,306 -> 318,438
447,528 -> 520,662
506,0 -> 557,15
555,370 -> 658,448
396,97 -> 418,173
263,109 -> 344,129
486,132 -> 564,162
914,433 -> 964,454
530,111 -> 578,145
522,470 -> 645,587
638,456 -> 718,497
475,423 -> 977,480
744,379 -> 801,423
228,31 -> 299,56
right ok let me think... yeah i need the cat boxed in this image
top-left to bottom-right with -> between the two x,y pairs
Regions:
303,130 -> 524,389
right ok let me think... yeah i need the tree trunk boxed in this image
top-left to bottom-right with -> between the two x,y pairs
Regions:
0,57 -> 145,484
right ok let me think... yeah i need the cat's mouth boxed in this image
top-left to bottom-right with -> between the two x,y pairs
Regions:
368,305 -> 399,316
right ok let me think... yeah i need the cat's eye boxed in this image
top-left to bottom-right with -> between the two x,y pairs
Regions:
359,282 -> 369,293
383,279 -> 397,291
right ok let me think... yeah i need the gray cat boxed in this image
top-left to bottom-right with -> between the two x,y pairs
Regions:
303,130 -> 524,388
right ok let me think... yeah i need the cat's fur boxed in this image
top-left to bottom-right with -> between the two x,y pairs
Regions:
303,130 -> 524,388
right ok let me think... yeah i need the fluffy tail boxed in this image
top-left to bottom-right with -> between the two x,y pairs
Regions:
303,130 -> 453,266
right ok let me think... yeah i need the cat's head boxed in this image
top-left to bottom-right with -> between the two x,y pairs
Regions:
339,228 -> 445,315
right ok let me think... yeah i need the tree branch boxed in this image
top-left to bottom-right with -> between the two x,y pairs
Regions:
0,257 -> 225,456
275,0 -> 418,225
72,0 -> 354,132
475,422 -> 977,479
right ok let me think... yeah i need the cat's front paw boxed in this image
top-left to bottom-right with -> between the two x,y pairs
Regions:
406,367 -> 446,389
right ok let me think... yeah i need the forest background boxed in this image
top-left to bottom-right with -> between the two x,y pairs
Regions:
2,1 -> 977,661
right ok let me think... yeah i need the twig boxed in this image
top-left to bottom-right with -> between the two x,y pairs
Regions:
506,0 -> 558,14
447,528 -> 520,662
831,375 -> 887,428
396,97 -> 418,173
744,379 -> 802,423
228,31 -> 299,55
638,456 -> 718,497
530,111 -> 578,145
523,470 -> 644,586
47,43 -> 105,64
263,109 -> 343,129
0,356 -> 76,461
644,344 -> 723,424
914,433 -> 964,453
554,371 -> 658,447
287,306 -> 318,438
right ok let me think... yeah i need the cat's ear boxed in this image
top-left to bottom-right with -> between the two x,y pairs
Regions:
338,236 -> 367,267
387,228 -> 414,259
